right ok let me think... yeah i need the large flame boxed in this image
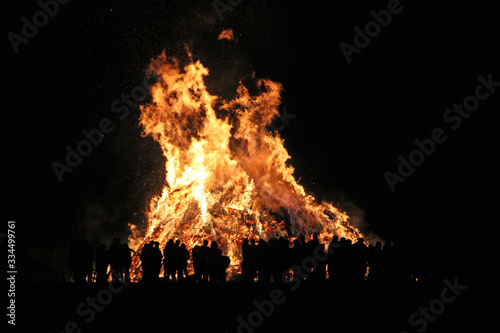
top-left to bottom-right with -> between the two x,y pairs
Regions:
128,52 -> 362,280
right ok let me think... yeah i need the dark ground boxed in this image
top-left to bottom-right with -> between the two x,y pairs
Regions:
18,270 -> 494,333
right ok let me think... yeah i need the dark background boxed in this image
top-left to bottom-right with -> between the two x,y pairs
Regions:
2,0 -> 498,288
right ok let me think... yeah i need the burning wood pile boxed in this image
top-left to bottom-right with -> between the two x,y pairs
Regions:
128,52 -> 362,281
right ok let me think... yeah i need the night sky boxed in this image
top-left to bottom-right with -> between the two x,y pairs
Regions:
3,0 -> 499,282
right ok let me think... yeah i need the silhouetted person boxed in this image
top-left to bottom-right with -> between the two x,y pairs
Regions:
192,244 -> 202,282
163,239 -> 176,282
327,235 -> 340,283
150,241 -> 163,281
278,236 -> 291,270
247,239 -> 258,282
257,239 -> 271,283
288,237 -> 304,283
367,241 -> 383,285
174,239 -> 182,280
108,237 -> 124,282
310,233 -> 326,282
306,232 -> 320,256
69,238 -> 93,284
198,240 -> 211,282
95,244 -> 108,284
119,242 -> 135,282
391,242 -> 410,287
379,241 -> 395,287
178,243 -> 190,280
271,237 -> 291,284
241,238 -> 251,282
207,241 -> 229,283
268,238 -> 281,283
352,238 -> 368,286
140,242 -> 153,282
336,238 -> 352,286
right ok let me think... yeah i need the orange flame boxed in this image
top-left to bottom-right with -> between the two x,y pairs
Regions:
128,52 -> 362,281
218,29 -> 234,41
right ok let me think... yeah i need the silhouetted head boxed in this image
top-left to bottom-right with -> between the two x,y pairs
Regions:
313,232 -> 319,240
181,243 -> 186,249
211,241 -> 218,249
332,235 -> 339,243
375,241 -> 382,249
175,240 -> 181,246
203,240 -> 209,246
357,238 -> 364,244
250,239 -> 256,246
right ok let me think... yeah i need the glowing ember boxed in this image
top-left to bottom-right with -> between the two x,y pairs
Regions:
128,52 -> 362,281
218,29 -> 234,41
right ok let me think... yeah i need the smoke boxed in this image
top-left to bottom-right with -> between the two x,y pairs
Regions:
77,200 -> 126,249
340,201 -> 384,245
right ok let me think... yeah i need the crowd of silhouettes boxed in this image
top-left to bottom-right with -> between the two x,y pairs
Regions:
70,237 -> 135,284
241,233 -> 421,288
70,234 -> 421,288
192,240 -> 230,283
69,237 -> 230,284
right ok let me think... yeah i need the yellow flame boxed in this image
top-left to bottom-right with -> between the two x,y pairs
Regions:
128,52 -> 362,281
